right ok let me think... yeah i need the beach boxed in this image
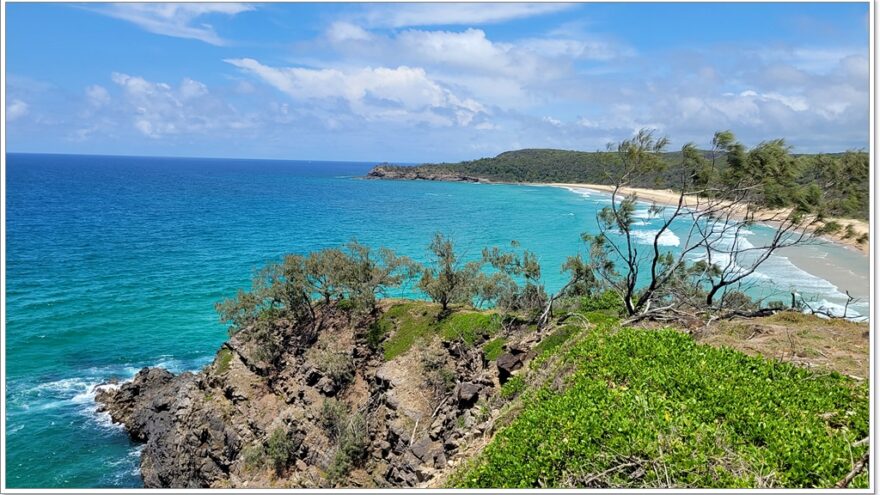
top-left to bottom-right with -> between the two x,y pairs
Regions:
545,182 -> 870,256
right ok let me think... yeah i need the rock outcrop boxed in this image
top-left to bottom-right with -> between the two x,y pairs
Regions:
366,165 -> 484,183
96,304 -> 530,488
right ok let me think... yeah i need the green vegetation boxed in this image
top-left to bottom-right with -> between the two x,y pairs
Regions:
454,325 -> 869,488
320,398 -> 349,439
377,134 -> 868,220
374,302 -> 501,360
439,312 -> 501,345
215,347 -> 233,374
531,324 -> 581,367
213,223 -> 868,488
499,375 -> 526,399
327,413 -> 369,484
419,232 -> 481,312
482,337 -> 506,361
310,346 -> 355,388
266,427 -> 299,474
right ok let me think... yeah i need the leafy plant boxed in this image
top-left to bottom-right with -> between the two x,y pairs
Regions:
454,325 -> 868,488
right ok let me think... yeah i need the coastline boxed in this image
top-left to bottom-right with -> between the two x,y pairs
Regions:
542,182 -> 869,256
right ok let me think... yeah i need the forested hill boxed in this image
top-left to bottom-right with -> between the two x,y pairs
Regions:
368,147 -> 869,220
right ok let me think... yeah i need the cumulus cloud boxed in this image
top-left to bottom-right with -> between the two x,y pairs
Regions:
307,24 -> 633,111
6,99 -> 29,122
225,58 -> 488,127
109,72 -> 252,138
94,3 -> 253,45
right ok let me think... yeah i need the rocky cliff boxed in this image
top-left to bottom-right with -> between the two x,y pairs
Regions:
95,303 -> 535,488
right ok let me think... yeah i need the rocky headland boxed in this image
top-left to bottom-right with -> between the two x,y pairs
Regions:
95,302 -> 536,488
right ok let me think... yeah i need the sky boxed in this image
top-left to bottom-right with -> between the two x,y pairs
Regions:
4,2 -> 870,162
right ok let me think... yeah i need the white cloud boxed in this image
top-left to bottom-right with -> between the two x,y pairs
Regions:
357,3 -> 571,28
310,25 -> 633,111
86,85 -> 111,107
542,116 -> 562,127
225,58 -> 488,127
110,72 -> 252,138
6,99 -> 29,122
738,90 -> 809,112
94,3 -> 253,45
326,21 -> 373,43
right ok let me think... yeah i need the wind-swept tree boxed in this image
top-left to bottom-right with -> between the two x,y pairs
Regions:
419,233 -> 480,312
581,129 -> 820,324
304,248 -> 350,304
481,240 -> 548,322
340,241 -> 418,312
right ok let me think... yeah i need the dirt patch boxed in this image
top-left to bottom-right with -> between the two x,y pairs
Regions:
698,312 -> 869,379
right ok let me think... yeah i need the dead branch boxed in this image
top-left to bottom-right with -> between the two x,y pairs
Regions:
835,451 -> 869,488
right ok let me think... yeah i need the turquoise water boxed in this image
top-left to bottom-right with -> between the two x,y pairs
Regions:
5,153 -> 868,487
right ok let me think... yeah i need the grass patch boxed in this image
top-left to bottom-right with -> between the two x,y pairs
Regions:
377,302 -> 501,360
215,348 -> 233,374
483,337 -> 506,361
532,324 -> 581,366
439,312 -> 501,346
378,302 -> 441,360
500,375 -> 526,399
453,325 -> 868,488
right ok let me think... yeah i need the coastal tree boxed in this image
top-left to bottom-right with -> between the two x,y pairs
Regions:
481,241 -> 548,322
339,241 -> 418,312
419,233 -> 480,312
304,248 -> 350,304
579,129 -> 821,324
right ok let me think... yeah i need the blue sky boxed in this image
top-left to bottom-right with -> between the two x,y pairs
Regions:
5,2 -> 869,162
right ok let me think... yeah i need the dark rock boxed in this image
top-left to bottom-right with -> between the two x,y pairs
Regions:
316,376 -> 338,396
455,382 -> 482,408
496,352 -> 523,384
304,368 -> 322,386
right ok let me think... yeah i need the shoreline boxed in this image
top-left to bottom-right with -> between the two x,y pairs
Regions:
541,182 -> 869,256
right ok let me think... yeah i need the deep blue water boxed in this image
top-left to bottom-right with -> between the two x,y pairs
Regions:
4,153 -> 869,487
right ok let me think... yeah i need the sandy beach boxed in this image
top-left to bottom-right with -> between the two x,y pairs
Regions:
545,182 -> 870,256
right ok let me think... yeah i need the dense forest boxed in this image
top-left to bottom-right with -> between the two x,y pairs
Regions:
372,135 -> 869,220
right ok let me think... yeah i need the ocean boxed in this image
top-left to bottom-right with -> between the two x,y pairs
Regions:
4,153 -> 869,488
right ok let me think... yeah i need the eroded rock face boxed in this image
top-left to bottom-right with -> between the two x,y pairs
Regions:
94,305 -> 529,489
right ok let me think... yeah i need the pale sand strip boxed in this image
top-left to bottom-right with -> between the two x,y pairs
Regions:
544,182 -> 869,255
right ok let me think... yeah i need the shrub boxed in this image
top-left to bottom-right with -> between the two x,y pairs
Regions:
313,347 -> 355,388
327,413 -> 369,484
815,220 -> 841,236
266,427 -> 297,474
241,444 -> 265,471
320,399 -> 350,440
578,290 -> 625,315
454,326 -> 868,488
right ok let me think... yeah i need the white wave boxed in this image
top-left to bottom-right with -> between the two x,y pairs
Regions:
562,186 -> 595,198
631,229 -> 680,247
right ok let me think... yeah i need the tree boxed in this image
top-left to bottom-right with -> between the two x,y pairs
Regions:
581,129 -> 819,324
340,241 -> 417,312
419,233 -> 480,312
304,248 -> 349,304
481,241 -> 547,322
